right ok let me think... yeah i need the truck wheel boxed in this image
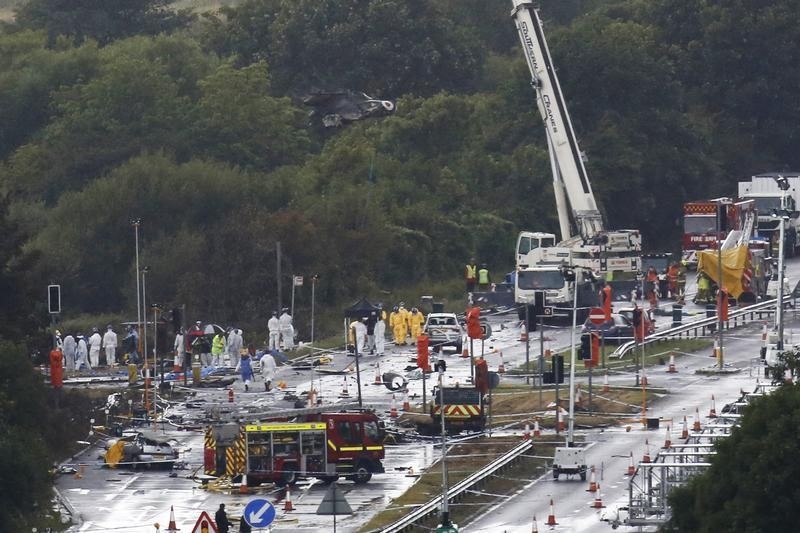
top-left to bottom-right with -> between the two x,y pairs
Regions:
552,467 -> 559,480
455,340 -> 463,354
351,462 -> 373,484
319,475 -> 338,484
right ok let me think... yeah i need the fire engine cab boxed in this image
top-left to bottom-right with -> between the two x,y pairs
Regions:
204,411 -> 386,486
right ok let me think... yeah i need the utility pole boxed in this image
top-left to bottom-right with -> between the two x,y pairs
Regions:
276,241 -> 283,312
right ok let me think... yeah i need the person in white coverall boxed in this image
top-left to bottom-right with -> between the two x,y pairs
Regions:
374,316 -> 386,356
63,334 -> 76,373
279,309 -> 294,350
268,311 -> 280,350
260,351 -> 277,391
353,317 -> 368,355
88,327 -> 102,368
227,328 -> 243,368
102,325 -> 118,366
173,329 -> 184,371
76,335 -> 90,371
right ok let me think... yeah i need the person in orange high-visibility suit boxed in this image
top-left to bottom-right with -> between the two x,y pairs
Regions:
50,346 -> 64,388
408,308 -> 425,345
475,355 -> 489,395
600,281 -> 613,321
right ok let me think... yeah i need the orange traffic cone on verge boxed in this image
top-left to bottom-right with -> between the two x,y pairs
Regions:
709,395 -> 717,418
284,487 -> 294,512
693,408 -> 702,432
461,347 -> 470,359
546,498 -> 558,526
641,366 -> 648,386
523,424 -> 531,440
531,514 -> 539,533
587,465 -> 598,492
307,387 -> 317,408
603,369 -> 610,392
663,425 -> 672,449
239,474 -> 250,495
340,376 -> 350,398
166,505 -> 179,532
627,452 -> 635,476
402,390 -> 411,411
667,354 -> 677,373
498,351 -> 506,373
593,484 -> 605,508
374,363 -> 382,385
681,416 -> 689,439
575,387 -> 583,407
520,322 -> 528,342
390,394 -> 398,418
533,419 -> 541,437
643,440 -> 651,463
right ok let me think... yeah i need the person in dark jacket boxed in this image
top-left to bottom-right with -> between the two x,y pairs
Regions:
215,503 -> 231,533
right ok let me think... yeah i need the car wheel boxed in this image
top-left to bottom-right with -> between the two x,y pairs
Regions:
552,467 -> 559,480
455,341 -> 463,354
351,461 -> 372,484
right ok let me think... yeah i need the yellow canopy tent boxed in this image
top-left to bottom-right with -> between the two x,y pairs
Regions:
696,245 -> 749,298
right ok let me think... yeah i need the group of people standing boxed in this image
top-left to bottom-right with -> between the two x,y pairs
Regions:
388,304 -> 425,346
348,302 -> 427,356
464,258 -> 491,293
267,308 -> 295,351
55,325 -> 121,373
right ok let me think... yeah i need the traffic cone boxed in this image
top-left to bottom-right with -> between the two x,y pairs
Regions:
602,369 -> 610,392
531,514 -> 539,533
712,339 -> 719,358
390,394 -> 398,418
681,416 -> 689,439
239,473 -> 250,494
340,376 -> 350,398
74,464 -> 85,479
461,347 -> 470,359
228,388 -> 234,403
626,452 -> 635,476
663,425 -> 672,449
166,505 -> 179,532
402,390 -> 411,411
498,351 -> 506,373
667,354 -> 677,373
709,395 -> 717,418
587,465 -> 598,492
693,408 -> 702,432
546,498 -> 558,526
533,419 -> 541,437
643,440 -> 651,463
641,366 -> 648,386
593,484 -> 605,508
523,424 -> 531,440
520,322 -> 528,342
374,363 -> 382,385
575,387 -> 583,407
284,487 -> 294,512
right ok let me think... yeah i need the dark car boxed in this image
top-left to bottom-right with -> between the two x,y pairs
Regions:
581,310 -> 653,344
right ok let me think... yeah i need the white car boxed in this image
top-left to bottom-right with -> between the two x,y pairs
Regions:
423,313 -> 464,353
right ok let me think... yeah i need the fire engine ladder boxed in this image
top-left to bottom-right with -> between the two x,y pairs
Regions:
721,209 -> 756,250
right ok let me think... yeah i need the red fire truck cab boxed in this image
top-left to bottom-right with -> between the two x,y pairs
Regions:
204,411 -> 386,486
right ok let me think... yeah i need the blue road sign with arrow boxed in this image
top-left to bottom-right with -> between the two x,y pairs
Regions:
244,498 -> 276,528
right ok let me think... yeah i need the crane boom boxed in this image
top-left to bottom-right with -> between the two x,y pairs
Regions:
511,0 -> 603,240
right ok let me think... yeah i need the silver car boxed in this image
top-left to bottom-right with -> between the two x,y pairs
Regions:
423,313 -> 464,353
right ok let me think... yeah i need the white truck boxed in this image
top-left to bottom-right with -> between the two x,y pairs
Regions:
738,172 -> 800,258
510,1 -> 641,323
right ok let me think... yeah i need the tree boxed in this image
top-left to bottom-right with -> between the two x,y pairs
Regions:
201,0 -> 486,97
14,0 -> 193,46
667,384 -> 800,532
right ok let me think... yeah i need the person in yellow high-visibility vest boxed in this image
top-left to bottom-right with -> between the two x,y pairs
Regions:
408,308 -> 425,345
477,264 -> 490,290
465,258 -> 477,293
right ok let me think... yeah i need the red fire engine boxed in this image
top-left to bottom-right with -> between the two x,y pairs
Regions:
204,410 -> 385,486
681,198 -> 755,268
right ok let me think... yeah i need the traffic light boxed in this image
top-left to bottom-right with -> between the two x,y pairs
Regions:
552,354 -> 564,384
466,307 -> 482,339
580,333 -> 591,360
48,284 -> 61,314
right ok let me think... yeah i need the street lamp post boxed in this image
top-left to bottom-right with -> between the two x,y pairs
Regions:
775,175 -> 791,350
717,201 -> 724,369
131,219 -> 142,356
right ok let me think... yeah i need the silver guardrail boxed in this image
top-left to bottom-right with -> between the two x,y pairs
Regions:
377,439 -> 534,533
611,292 -> 796,360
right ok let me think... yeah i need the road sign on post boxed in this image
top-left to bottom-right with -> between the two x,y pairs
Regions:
190,511 -> 218,533
48,284 -> 61,314
589,307 -> 606,325
245,498 -> 276,528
